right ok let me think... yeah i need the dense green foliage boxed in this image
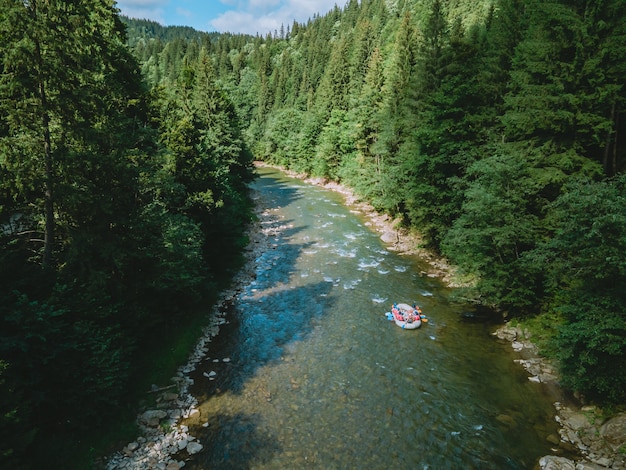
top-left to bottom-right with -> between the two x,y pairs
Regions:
0,1 -> 253,466
125,0 -> 625,404
1,0 -> 625,464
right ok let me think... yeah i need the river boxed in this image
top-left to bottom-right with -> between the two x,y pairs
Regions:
183,166 -> 561,469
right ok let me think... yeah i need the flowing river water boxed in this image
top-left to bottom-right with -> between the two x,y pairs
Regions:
183,167 -> 561,469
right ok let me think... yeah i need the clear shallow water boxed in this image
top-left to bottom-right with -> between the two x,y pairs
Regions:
185,167 -> 560,469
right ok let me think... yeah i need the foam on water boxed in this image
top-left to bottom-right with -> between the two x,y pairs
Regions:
342,279 -> 362,290
357,258 -> 381,270
335,248 -> 357,258
371,295 -> 388,304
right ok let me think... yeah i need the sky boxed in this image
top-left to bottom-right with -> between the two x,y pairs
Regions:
115,0 -> 340,36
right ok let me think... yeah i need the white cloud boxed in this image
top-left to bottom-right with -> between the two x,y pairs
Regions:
212,0 -> 339,35
117,0 -> 341,35
116,0 -> 168,23
250,0 -> 282,7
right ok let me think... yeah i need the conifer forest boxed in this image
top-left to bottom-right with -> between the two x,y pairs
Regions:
1,0 -> 625,466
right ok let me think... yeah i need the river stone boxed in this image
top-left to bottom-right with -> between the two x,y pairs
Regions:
496,414 -> 516,427
140,410 -> 168,427
575,461 -> 613,469
539,456 -> 575,470
186,441 -> 203,454
599,412 -> 626,450
380,231 -> 397,244
546,433 -> 560,445
571,414 -> 594,432
493,325 -> 519,342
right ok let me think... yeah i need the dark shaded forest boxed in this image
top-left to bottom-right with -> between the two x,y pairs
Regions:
0,0 -> 254,466
1,0 -> 625,467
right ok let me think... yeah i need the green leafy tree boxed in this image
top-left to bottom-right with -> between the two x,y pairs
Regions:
442,149 -> 544,310
158,49 -> 254,272
370,10 -> 418,214
313,109 -> 357,180
502,0 -> 626,175
261,108 -> 305,167
0,2 -> 203,465
348,46 -> 387,202
539,176 -> 626,402
400,13 -> 486,246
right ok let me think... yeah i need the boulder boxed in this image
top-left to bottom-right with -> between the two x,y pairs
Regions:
380,231 -> 398,244
186,441 -> 203,455
575,461 -> 613,469
539,456 -> 575,470
140,410 -> 168,427
162,392 -> 179,402
599,412 -> 626,451
493,325 -> 519,342
177,438 -> 188,451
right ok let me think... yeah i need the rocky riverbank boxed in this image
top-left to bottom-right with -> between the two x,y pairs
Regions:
494,325 -> 626,470
102,184 -> 281,469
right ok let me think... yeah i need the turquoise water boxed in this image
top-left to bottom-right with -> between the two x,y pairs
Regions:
185,167 -> 560,469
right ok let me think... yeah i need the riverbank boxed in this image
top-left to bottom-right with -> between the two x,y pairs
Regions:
102,177 -> 284,469
493,325 -> 626,470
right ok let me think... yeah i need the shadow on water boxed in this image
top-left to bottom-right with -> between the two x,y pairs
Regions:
184,280 -> 336,469
183,171 -> 340,466
190,279 -> 336,399
188,412 -> 282,469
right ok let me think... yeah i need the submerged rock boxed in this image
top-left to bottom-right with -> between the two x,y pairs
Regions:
186,441 -> 203,455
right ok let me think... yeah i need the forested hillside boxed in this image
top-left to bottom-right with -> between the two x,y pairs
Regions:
1,0 -> 625,466
0,1 -> 253,466
126,0 -> 626,406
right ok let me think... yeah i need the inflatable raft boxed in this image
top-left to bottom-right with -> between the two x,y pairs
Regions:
386,303 -> 423,329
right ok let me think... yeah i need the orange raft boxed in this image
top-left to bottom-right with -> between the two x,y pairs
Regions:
386,303 -> 423,330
